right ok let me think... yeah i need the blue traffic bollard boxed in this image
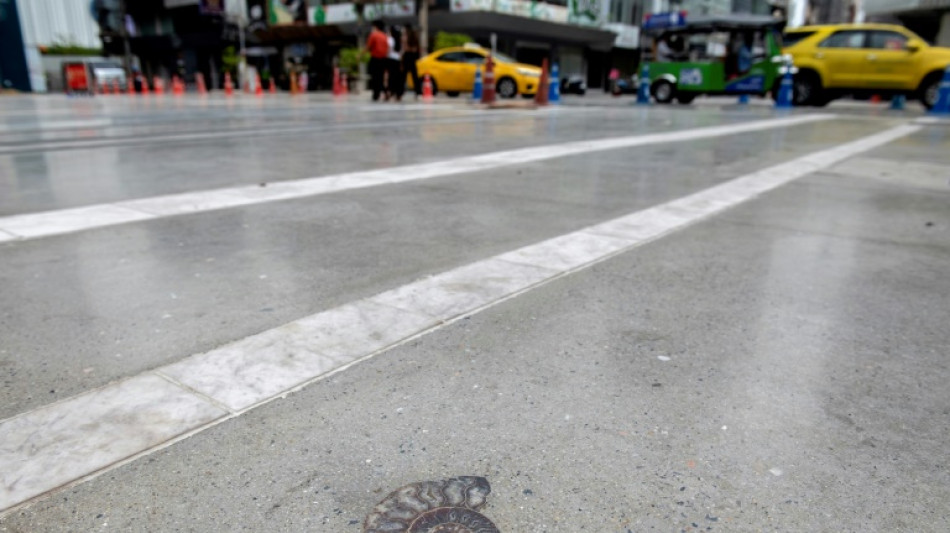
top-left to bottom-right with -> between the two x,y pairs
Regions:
636,64 -> 651,105
472,68 -> 483,101
737,93 -> 750,105
775,59 -> 794,109
548,63 -> 560,104
929,64 -> 950,115
890,94 -> 906,110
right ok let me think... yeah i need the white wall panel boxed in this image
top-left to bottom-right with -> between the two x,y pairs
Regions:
18,0 -> 102,48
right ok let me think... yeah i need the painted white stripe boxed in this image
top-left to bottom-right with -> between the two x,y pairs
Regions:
0,114 -> 833,241
0,123 -> 918,515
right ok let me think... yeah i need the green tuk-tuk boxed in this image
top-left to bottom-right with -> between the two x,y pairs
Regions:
641,13 -> 787,104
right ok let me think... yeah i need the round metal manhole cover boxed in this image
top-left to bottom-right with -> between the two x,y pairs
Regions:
364,476 -> 500,533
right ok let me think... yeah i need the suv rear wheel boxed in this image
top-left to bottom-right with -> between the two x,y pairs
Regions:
793,72 -> 822,106
920,73 -> 942,110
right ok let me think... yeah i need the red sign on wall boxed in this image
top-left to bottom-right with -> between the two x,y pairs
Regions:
63,62 -> 90,93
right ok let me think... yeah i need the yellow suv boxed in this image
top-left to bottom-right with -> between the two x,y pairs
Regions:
414,45 -> 542,98
784,23 -> 950,109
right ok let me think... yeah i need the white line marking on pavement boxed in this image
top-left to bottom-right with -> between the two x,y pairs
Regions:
0,114 -> 832,241
0,375 -> 226,511
0,122 -> 919,515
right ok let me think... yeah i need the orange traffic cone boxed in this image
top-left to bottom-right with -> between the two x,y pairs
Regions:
255,73 -> 264,96
422,74 -> 434,101
269,78 -> 276,94
139,75 -> 149,95
127,78 -> 135,95
101,81 -> 110,95
113,79 -> 121,94
341,72 -> 348,95
870,94 -> 882,104
332,67 -> 342,96
172,75 -> 185,96
153,76 -> 164,94
224,72 -> 234,96
196,72 -> 207,95
534,58 -> 550,106
480,58 -> 495,105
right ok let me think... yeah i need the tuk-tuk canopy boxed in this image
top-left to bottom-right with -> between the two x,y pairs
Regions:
643,13 -> 785,35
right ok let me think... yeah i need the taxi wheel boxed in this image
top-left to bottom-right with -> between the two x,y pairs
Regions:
497,77 -> 518,99
650,80 -> 675,104
446,91 -> 460,98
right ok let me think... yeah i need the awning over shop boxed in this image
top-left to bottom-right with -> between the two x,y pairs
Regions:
429,11 -> 618,50
252,24 -> 346,44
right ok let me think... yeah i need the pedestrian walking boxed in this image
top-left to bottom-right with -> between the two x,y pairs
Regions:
402,26 -> 422,99
386,25 -> 404,101
367,20 -> 389,101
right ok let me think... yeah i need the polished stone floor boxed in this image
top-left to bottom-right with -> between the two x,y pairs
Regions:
0,93 -> 947,531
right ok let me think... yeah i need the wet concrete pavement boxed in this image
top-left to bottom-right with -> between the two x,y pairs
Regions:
1,93 -> 948,531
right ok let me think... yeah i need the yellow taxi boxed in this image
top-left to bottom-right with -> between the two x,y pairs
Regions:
414,45 -> 543,98
783,23 -> 950,109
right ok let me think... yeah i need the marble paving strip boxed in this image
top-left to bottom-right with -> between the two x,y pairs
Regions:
0,123 -> 918,515
0,114 -> 832,241
0,375 -> 227,511
159,300 -> 440,412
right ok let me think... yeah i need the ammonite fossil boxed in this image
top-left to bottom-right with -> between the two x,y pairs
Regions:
363,476 -> 500,533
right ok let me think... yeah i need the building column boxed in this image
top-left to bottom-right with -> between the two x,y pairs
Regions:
938,12 -> 950,47
787,0 -> 807,27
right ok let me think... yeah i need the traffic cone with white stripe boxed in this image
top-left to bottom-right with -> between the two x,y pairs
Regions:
422,74 -> 434,102
534,58 -> 550,106
548,62 -> 560,104
774,59 -> 794,109
472,68 -> 483,101
929,64 -> 950,115
636,64 -> 651,105
480,58 -> 495,105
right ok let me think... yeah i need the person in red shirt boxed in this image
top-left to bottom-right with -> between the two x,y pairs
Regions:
367,20 -> 389,101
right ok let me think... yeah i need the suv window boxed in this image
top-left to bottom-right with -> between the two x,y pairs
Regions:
868,30 -> 908,50
783,31 -> 815,47
437,52 -> 467,62
819,30 -> 866,49
462,52 -> 486,64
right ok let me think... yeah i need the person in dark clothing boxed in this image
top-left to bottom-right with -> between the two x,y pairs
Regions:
366,20 -> 389,101
386,25 -> 404,101
402,26 -> 421,98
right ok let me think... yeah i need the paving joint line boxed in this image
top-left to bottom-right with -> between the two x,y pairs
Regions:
152,370 -> 238,416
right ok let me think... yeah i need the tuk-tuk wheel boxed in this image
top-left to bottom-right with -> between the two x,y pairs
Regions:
651,80 -> 675,104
